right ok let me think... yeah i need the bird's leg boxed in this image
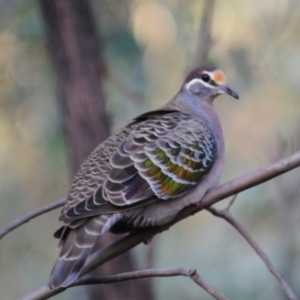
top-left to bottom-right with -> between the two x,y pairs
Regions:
143,237 -> 153,245
190,202 -> 202,215
194,202 -> 201,209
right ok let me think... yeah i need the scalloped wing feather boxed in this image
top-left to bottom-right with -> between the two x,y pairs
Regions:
60,111 -> 217,223
50,110 -> 218,289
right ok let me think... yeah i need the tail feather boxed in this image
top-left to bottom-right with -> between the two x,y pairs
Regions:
58,248 -> 91,288
59,230 -> 76,258
48,215 -> 108,289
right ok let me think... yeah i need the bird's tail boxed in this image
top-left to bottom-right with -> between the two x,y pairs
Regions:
48,215 -> 109,289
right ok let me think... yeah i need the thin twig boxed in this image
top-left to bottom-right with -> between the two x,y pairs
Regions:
207,206 -> 299,300
74,268 -> 229,300
0,199 -> 65,240
5,151 -> 300,244
224,194 -> 238,211
74,268 -> 192,285
18,151 -> 300,300
188,270 -> 229,300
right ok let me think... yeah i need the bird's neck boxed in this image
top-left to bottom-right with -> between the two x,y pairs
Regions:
166,92 -> 224,142
197,100 -> 223,140
164,92 -> 225,168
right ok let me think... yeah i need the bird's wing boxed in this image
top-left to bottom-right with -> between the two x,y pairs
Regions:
49,110 -> 218,289
60,110 -> 217,224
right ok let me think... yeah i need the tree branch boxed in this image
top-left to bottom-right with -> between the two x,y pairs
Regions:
74,268 -> 229,300
75,268 -> 195,285
187,270 -> 229,300
207,203 -> 299,300
0,199 -> 65,240
19,268 -> 229,300
18,150 -> 300,300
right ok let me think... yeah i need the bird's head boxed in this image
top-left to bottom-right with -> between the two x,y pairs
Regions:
182,66 -> 239,101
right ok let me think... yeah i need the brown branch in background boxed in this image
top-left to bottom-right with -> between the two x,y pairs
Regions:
18,150 -> 300,300
40,0 -> 110,173
39,1 -> 151,300
207,199 -> 299,300
74,268 -> 229,300
193,0 -> 215,66
0,199 -> 65,240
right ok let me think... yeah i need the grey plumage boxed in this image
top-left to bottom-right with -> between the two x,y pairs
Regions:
48,66 -> 238,289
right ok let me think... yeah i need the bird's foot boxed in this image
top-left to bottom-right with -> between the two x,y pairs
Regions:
194,202 -> 201,209
143,237 -> 153,245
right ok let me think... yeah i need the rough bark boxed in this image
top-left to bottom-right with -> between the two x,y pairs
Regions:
40,0 -> 109,173
39,1 -> 152,299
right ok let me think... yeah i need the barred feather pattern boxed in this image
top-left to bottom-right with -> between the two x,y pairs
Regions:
49,110 -> 218,289
48,64 -> 240,289
62,111 -> 217,220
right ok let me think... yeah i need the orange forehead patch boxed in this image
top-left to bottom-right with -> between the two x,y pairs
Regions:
211,70 -> 227,85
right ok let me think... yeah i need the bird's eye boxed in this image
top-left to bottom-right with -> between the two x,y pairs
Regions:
201,74 -> 210,82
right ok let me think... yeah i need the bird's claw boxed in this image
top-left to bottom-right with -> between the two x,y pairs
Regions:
143,237 -> 153,245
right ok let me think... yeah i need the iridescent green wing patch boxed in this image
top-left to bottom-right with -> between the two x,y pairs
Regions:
132,113 -> 217,199
105,111 -> 217,204
66,111 -> 217,216
103,112 -> 182,205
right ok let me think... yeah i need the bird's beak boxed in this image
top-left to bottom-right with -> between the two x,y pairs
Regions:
221,84 -> 239,99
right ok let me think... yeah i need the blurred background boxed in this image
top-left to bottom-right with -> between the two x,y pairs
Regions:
0,0 -> 300,299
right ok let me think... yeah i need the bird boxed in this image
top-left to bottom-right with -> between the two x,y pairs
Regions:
48,66 -> 239,289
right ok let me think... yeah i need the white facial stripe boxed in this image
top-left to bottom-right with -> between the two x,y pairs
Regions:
185,78 -> 214,91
